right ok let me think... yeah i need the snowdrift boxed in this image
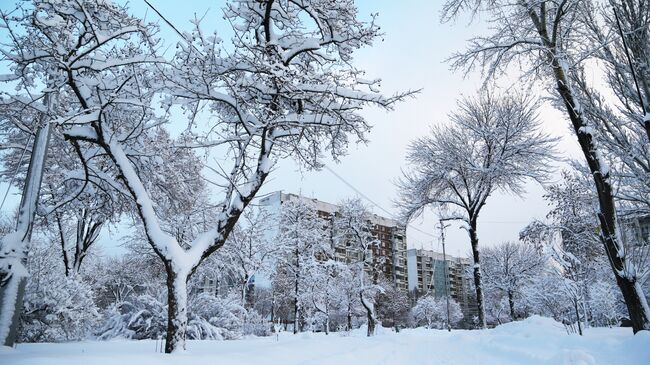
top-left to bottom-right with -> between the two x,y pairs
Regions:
1,316 -> 648,365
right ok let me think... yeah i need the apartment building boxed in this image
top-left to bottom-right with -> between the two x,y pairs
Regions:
406,248 -> 477,319
259,191 -> 409,291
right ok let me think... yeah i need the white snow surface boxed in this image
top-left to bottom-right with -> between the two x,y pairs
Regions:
1,316 -> 648,365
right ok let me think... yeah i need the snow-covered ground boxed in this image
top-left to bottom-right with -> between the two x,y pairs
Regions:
2,316 -> 648,365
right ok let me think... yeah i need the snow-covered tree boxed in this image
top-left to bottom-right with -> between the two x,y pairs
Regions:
482,241 -> 546,321
275,199 -> 328,334
376,278 -> 411,331
442,0 -> 650,332
334,197 -> 384,336
0,0 -> 409,352
219,208 -> 277,308
0,0 -> 161,346
304,259 -> 347,335
411,295 -> 463,330
397,92 -> 556,328
518,169 -> 627,331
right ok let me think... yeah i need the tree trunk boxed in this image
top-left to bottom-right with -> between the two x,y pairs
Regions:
325,314 -> 330,335
164,264 -> 189,353
347,302 -> 353,331
0,122 -> 51,347
361,291 -> 375,336
468,219 -> 487,329
508,290 -> 516,321
573,298 -> 583,336
293,248 -> 299,334
242,274 -> 255,309
293,277 -> 299,334
552,61 -> 650,333
245,281 -> 255,309
270,295 -> 276,333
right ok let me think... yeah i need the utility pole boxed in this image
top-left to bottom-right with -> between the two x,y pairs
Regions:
0,120 -> 52,347
438,219 -> 452,332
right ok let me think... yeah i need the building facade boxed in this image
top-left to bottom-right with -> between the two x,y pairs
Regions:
406,248 -> 477,320
259,191 -> 409,291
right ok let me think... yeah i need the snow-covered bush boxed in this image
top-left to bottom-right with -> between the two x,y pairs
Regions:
97,294 -> 167,340
411,296 -> 463,329
21,276 -> 99,342
241,309 -> 270,337
588,280 -> 624,327
97,291 -> 271,341
189,293 -> 245,340
20,240 -> 100,342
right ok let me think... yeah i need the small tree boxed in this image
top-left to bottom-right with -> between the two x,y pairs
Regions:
376,279 -> 411,331
482,241 -> 546,321
220,209 -> 277,309
334,197 -> 384,336
411,295 -> 463,329
398,92 -> 556,328
276,199 -> 328,334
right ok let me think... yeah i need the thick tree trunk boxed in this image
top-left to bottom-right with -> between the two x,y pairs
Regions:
508,290 -> 516,321
552,62 -> 650,333
468,219 -> 487,329
244,281 -> 255,309
361,291 -> 376,336
164,264 -> 189,353
324,314 -> 329,335
242,274 -> 255,309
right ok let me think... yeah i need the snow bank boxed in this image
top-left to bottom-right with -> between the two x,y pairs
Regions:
1,317 -> 648,365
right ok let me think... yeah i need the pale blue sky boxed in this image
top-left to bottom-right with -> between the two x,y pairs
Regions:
0,0 -> 581,257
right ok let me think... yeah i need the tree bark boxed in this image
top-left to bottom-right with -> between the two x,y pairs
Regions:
361,291 -> 376,336
293,279 -> 299,334
552,61 -> 650,333
347,302 -> 353,331
468,218 -> 487,329
508,290 -> 516,321
244,281 -> 255,309
324,315 -> 329,335
164,264 -> 189,353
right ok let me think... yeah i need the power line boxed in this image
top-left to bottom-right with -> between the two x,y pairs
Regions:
321,164 -> 531,240
322,164 -> 436,238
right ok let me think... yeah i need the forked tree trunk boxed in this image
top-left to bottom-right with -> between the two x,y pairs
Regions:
164,263 -> 189,353
361,291 -> 376,336
551,60 -> 650,333
468,218 -> 487,329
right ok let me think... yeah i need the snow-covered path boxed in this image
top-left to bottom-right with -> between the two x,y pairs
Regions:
2,317 -> 648,365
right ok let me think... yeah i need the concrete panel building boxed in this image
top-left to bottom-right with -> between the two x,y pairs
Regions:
406,248 -> 477,320
259,191 -> 409,291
